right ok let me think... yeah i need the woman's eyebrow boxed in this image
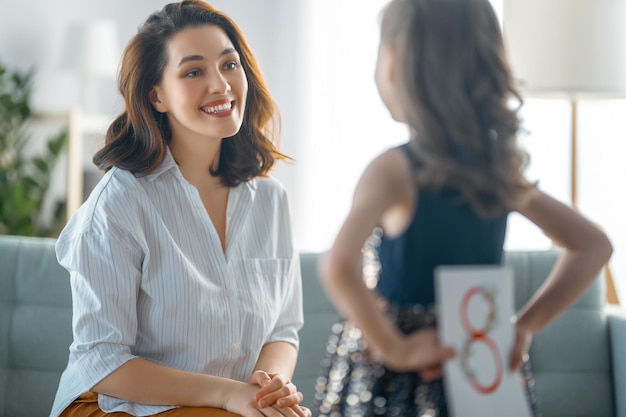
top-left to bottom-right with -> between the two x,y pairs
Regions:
177,48 -> 238,68
177,55 -> 204,67
220,47 -> 237,57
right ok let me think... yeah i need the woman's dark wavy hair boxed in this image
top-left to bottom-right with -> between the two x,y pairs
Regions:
381,0 -> 536,216
93,0 -> 285,186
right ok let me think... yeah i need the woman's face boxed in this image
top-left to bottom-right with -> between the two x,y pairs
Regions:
374,40 -> 406,123
150,24 -> 248,142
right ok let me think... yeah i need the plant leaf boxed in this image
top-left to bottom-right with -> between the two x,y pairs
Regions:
33,157 -> 48,173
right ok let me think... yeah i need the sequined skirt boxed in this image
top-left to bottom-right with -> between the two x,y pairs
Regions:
313,303 -> 542,417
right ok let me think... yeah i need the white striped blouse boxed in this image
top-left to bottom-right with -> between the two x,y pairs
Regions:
50,150 -> 303,417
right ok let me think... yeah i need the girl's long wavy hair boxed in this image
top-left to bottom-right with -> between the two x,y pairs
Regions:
381,0 -> 536,217
93,0 -> 285,186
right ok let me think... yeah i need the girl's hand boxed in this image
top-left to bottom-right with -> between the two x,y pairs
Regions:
249,371 -> 310,417
383,328 -> 456,375
509,319 -> 534,372
223,381 -> 309,417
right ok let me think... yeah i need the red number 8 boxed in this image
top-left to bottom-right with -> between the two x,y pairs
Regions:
459,286 -> 502,394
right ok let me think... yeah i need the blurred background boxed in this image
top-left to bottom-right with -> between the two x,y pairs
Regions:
0,0 -> 623,302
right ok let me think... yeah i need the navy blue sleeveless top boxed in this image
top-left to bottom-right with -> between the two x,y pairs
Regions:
376,144 -> 508,307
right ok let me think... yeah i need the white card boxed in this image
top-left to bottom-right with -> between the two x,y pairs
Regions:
435,265 -> 533,417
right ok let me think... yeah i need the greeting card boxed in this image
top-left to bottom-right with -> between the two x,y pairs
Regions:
435,265 -> 533,417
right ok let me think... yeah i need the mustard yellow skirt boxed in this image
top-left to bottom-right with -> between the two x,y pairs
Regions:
60,392 -> 241,417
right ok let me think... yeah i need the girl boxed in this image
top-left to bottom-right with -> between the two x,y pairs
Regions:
50,2 -> 309,417
315,0 -> 613,416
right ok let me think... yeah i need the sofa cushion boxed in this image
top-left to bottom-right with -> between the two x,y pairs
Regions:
0,236 -> 73,417
504,251 -> 614,417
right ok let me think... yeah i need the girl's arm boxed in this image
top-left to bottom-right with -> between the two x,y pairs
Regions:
319,150 -> 454,371
510,189 -> 613,369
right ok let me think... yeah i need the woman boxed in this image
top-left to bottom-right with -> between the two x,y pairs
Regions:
50,2 -> 309,417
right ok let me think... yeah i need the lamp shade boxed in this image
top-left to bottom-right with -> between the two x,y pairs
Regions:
59,19 -> 120,78
503,0 -> 626,96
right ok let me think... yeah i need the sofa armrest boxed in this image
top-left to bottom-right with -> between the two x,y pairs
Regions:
607,305 -> 626,417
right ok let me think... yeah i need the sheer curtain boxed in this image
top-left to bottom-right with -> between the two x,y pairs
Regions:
293,0 -> 407,252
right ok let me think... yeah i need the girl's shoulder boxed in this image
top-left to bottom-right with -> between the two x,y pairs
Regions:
360,145 -> 415,192
360,146 -> 418,235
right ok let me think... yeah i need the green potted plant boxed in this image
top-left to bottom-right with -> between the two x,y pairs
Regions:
0,61 -> 68,236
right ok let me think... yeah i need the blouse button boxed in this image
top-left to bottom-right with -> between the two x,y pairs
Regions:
229,343 -> 238,351
225,289 -> 233,297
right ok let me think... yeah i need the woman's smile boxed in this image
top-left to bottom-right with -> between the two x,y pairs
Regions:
201,99 -> 235,117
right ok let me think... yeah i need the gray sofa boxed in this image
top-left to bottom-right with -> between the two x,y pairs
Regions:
1,235 -> 625,417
